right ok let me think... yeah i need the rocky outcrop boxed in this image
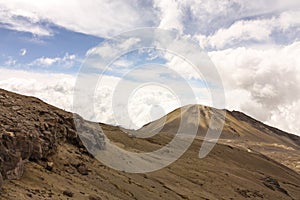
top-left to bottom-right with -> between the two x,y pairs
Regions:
0,89 -> 105,187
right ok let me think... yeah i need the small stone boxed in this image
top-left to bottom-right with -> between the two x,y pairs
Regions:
46,162 -> 54,171
76,164 -> 89,175
12,106 -> 22,111
63,190 -> 74,197
88,194 -> 102,200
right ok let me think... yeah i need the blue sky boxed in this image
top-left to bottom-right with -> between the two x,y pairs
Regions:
0,0 -> 300,135
0,25 -> 103,73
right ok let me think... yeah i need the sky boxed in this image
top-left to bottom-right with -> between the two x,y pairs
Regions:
0,0 -> 300,135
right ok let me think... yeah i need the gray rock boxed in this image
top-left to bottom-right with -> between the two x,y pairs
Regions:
0,89 -> 106,187
6,158 -> 24,180
76,163 -> 89,175
63,190 -> 74,197
89,194 -> 102,200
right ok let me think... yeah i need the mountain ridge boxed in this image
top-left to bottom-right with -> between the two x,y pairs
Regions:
0,88 -> 299,200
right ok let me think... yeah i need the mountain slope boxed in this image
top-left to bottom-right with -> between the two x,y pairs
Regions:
0,89 -> 299,200
138,104 -> 300,173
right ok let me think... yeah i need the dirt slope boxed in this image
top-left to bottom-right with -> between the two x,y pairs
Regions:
0,89 -> 299,200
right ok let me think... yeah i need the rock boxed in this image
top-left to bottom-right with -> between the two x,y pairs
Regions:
236,188 -> 263,198
88,194 -> 102,200
63,190 -> 74,197
30,139 -> 43,161
0,89 -> 106,187
45,162 -> 54,171
5,157 -> 24,180
263,176 -> 289,196
76,163 -> 89,175
12,106 -> 22,111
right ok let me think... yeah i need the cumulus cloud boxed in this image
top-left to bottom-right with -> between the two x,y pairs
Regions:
0,5 -> 52,36
4,57 -> 16,66
198,18 -> 275,49
31,57 -> 60,67
0,68 -> 75,110
197,10 -> 300,49
0,0 -> 158,37
154,0 -> 184,32
0,68 -> 198,130
29,53 -> 76,68
153,0 -> 300,35
209,41 -> 300,135
93,81 -> 182,129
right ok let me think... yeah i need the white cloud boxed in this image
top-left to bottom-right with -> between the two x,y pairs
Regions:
0,6 -> 52,36
209,41 -> 300,135
197,10 -> 300,49
93,80 -> 182,129
153,0 -> 184,32
4,56 -> 16,66
153,0 -> 300,35
199,18 -> 275,49
127,85 -> 181,128
112,59 -> 133,68
164,52 -> 205,81
0,68 -> 75,110
151,0 -> 300,49
31,57 -> 60,66
278,11 -> 300,30
0,68 -> 197,130
29,53 -> 76,67
86,37 -> 141,58
0,0 -> 158,37
84,37 -> 143,72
